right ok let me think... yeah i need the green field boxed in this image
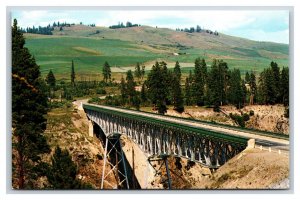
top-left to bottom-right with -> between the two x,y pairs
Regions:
24,25 -> 289,80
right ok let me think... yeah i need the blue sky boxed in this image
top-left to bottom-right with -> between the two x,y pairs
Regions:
11,10 -> 289,44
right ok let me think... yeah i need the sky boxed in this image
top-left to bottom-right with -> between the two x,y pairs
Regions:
11,9 -> 289,44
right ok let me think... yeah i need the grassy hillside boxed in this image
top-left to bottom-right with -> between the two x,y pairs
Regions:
24,25 -> 289,80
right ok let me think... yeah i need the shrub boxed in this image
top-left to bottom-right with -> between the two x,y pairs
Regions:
284,107 -> 289,118
88,97 -> 101,104
96,88 -> 106,95
243,113 -> 250,121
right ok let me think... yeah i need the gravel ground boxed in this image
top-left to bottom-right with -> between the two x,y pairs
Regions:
269,178 -> 289,189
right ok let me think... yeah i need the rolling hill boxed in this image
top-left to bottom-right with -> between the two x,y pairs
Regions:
24,24 -> 289,80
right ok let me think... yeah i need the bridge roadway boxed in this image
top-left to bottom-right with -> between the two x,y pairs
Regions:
83,103 -> 289,153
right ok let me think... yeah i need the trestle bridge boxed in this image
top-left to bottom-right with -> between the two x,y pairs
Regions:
82,103 -> 289,189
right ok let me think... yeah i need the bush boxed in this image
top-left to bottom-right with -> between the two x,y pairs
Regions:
230,113 -> 245,127
284,107 -> 289,118
243,113 -> 250,121
96,88 -> 106,95
213,105 -> 220,112
88,97 -> 101,104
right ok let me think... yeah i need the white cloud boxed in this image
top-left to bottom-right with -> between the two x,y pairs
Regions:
12,9 -> 289,43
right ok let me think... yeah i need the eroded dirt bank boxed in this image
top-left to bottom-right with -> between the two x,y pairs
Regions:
159,105 -> 289,135
38,102 -> 289,189
121,135 -> 289,189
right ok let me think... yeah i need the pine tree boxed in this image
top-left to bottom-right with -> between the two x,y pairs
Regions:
46,70 -> 56,88
245,71 -> 250,84
141,65 -> 146,80
46,147 -> 83,189
249,71 -> 257,105
173,61 -> 181,80
192,58 -> 207,106
146,61 -> 168,114
241,79 -> 247,107
172,62 -> 184,112
134,62 -> 141,81
207,59 -> 228,109
185,71 -> 192,106
102,61 -> 111,83
126,70 -> 136,105
71,60 -> 75,86
270,61 -> 281,103
281,67 -> 289,106
227,69 -> 244,109
258,68 -> 276,104
12,19 -> 50,189
120,76 -> 127,104
140,83 -> 147,103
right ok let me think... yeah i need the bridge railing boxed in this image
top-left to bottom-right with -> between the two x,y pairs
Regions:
84,104 -> 289,140
83,104 -> 249,146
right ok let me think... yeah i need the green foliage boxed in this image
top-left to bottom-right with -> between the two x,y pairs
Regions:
140,83 -> 148,104
88,97 -> 101,104
126,70 -> 136,102
242,113 -> 250,121
102,61 -> 111,83
146,61 -> 169,114
257,61 -> 287,105
46,146 -> 90,189
281,67 -> 289,106
206,59 -> 228,107
229,113 -> 245,127
191,58 -> 207,106
71,60 -> 75,86
134,62 -> 142,80
12,19 -> 50,189
284,107 -> 289,118
245,71 -> 250,84
104,95 -> 122,106
46,70 -> 56,88
249,71 -> 257,104
227,69 -> 244,109
96,88 -> 106,95
184,71 -> 192,106
172,62 -> 184,113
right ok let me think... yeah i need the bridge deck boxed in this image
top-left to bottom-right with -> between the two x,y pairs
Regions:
83,103 -> 289,153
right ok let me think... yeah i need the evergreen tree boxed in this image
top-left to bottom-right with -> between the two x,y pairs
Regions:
46,147 -> 82,189
184,71 -> 192,106
71,60 -> 75,86
227,69 -> 244,109
126,70 -> 136,105
140,83 -> 147,103
241,79 -> 247,107
281,67 -> 289,106
245,71 -> 250,84
173,61 -> 181,80
191,58 -> 207,106
134,62 -> 141,81
102,61 -> 111,83
12,19 -> 50,189
249,71 -> 257,105
258,68 -> 276,104
172,62 -> 184,113
46,70 -> 56,88
120,76 -> 127,105
271,61 -> 281,103
141,65 -> 146,80
206,59 -> 228,109
146,61 -> 168,114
